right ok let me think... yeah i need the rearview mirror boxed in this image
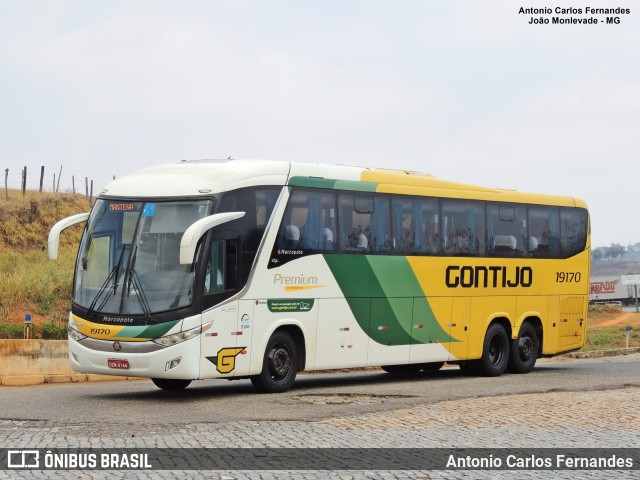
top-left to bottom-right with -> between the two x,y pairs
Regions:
179,211 -> 245,264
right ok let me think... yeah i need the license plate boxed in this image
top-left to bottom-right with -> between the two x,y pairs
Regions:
108,359 -> 129,369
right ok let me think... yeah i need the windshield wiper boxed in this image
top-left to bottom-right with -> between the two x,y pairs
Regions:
125,246 -> 153,324
86,245 -> 128,318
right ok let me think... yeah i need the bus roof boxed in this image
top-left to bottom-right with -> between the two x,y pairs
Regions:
100,159 -> 586,208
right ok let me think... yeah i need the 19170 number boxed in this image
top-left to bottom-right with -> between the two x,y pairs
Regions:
90,328 -> 111,335
556,272 -> 581,283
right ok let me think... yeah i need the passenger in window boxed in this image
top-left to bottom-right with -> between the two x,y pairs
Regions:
285,225 -> 300,249
323,227 -> 334,250
528,236 -> 538,256
402,228 -> 411,252
357,232 -> 368,251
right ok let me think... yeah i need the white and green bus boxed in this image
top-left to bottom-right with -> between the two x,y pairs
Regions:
50,159 -> 590,392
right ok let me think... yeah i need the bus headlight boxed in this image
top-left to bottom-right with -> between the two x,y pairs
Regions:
152,322 -> 211,348
68,325 -> 87,342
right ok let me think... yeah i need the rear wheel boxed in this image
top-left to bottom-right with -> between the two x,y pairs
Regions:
507,323 -> 539,373
151,378 -> 191,391
251,331 -> 298,393
476,323 -> 509,377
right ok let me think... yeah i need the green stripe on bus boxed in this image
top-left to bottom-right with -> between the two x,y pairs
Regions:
288,177 -> 337,189
288,176 -> 378,192
113,320 -> 180,340
323,254 -> 455,345
136,321 -> 181,339
333,180 -> 378,192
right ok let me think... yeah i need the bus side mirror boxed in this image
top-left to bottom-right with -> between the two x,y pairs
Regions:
48,213 -> 90,260
180,211 -> 245,265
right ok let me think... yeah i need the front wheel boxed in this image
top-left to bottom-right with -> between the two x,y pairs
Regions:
251,331 -> 298,393
477,323 -> 509,377
507,323 -> 539,373
151,378 -> 191,391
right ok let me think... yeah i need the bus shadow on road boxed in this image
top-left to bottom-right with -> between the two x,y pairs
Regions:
87,368 -> 465,403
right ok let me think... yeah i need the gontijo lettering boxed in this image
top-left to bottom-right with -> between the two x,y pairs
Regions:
446,265 -> 533,288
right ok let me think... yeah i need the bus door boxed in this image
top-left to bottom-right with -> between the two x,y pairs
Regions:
200,231 -> 251,378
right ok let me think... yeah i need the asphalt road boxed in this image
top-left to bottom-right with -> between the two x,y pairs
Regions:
1,354 -> 639,425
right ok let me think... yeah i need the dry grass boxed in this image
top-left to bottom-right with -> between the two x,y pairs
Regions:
0,190 -> 89,321
588,304 -> 626,320
0,189 -> 88,251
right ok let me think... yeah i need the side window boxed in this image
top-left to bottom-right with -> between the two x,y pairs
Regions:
339,193 -> 373,252
487,204 -> 526,256
391,197 -> 439,254
371,196 -> 391,252
528,207 -> 560,258
561,208 -> 588,258
218,186 -> 280,286
442,200 -> 485,256
205,240 -> 226,295
277,189 -> 336,251
204,237 -> 238,305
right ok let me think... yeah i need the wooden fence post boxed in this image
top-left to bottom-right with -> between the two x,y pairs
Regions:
72,175 -> 76,194
85,177 -> 89,198
89,180 -> 94,206
22,166 -> 27,195
4,169 -> 8,200
56,166 -> 62,192
39,166 -> 45,192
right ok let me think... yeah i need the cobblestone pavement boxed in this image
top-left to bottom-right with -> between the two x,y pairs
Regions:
1,386 -> 638,480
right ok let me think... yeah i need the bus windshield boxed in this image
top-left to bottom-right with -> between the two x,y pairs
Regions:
73,198 -> 213,316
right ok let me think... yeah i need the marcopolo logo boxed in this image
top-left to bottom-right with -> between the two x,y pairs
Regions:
446,265 -> 533,289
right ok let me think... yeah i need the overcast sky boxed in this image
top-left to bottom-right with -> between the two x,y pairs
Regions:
1,1 -> 638,247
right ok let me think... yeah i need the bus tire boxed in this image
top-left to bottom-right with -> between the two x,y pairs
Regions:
151,378 -> 191,391
381,364 -> 421,375
477,323 -> 509,377
251,331 -> 298,393
507,323 -> 539,374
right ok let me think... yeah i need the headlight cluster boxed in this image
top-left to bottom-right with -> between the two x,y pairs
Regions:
152,322 -> 211,347
68,326 -> 87,342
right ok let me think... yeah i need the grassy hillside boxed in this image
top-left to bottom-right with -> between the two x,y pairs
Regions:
0,190 -> 89,323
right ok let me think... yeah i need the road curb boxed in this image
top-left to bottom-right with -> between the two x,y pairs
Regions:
559,346 -> 640,359
0,373 -> 142,386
